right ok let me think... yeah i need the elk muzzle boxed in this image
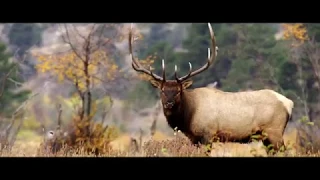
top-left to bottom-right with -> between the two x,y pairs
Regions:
164,101 -> 175,109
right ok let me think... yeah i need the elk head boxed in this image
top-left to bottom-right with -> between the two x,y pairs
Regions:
128,23 -> 217,110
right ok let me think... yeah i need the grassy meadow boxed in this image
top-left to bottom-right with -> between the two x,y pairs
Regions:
1,126 -> 318,157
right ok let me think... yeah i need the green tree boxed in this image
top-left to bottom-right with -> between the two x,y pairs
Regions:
8,23 -> 43,56
303,23 -> 320,103
221,24 -> 287,92
8,23 -> 43,80
139,23 -> 170,59
305,23 -> 320,42
180,23 -> 236,88
146,42 -> 178,76
281,23 -> 320,121
0,43 -> 30,116
166,23 -> 189,48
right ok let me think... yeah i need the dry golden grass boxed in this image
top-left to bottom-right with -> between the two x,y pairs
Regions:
151,131 -> 173,142
0,128 -> 319,157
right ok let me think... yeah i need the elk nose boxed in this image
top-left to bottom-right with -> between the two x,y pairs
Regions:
165,101 -> 174,109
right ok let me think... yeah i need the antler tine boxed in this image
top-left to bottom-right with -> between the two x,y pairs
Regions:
162,59 -> 166,81
177,23 -> 217,82
174,65 -> 178,80
175,62 -> 192,82
128,23 -> 163,81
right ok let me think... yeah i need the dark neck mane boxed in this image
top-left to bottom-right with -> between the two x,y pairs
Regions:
163,92 -> 189,133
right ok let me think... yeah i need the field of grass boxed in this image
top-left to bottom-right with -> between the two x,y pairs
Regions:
1,128 -> 319,157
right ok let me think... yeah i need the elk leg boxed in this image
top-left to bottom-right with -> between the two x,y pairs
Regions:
184,133 -> 201,145
186,135 -> 211,155
200,135 -> 213,145
262,131 -> 286,154
200,134 -> 216,156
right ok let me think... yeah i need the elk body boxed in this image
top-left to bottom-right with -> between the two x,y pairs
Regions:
128,23 -> 294,152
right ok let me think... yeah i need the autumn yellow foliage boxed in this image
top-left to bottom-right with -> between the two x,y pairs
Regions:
45,99 -> 120,155
34,50 -> 118,91
124,26 -> 156,81
282,23 -> 309,46
69,115 -> 119,154
136,55 -> 157,81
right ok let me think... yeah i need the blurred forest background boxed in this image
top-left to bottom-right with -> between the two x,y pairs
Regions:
0,23 -> 319,155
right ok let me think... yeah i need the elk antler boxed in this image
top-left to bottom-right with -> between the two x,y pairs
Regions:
174,23 -> 218,82
128,23 -> 165,81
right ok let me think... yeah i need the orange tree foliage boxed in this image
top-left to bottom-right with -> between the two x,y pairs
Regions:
282,23 -> 309,46
34,50 -> 118,91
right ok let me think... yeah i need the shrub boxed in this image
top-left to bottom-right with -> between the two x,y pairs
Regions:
143,134 -> 207,157
42,114 -> 120,156
296,116 -> 320,154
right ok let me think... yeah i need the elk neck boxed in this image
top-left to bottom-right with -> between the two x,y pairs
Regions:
162,90 -> 190,133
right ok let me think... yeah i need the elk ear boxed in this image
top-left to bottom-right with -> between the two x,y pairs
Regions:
182,80 -> 193,89
150,79 -> 161,89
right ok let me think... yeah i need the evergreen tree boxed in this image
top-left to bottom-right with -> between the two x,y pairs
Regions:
305,23 -> 320,42
180,23 -> 235,87
8,23 -> 43,80
8,23 -> 42,56
221,24 -> 287,91
139,23 -> 170,59
0,43 -> 30,116
145,42 -> 178,77
303,23 -> 320,103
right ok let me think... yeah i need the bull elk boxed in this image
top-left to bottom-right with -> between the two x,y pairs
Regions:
128,23 -> 294,152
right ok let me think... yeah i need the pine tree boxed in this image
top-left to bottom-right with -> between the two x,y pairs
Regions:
0,43 -> 30,116
8,23 -> 42,56
305,23 -> 320,42
8,23 -> 43,80
180,23 -> 235,87
221,24 -> 287,92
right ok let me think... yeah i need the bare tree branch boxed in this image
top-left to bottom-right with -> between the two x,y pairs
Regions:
0,92 -> 39,150
150,100 -> 161,136
139,128 -> 143,151
289,41 -> 311,120
56,104 -> 62,131
9,115 -> 23,148
61,24 -> 85,62
88,24 -> 97,38
90,24 -> 116,53
305,37 -> 320,88
94,24 -> 107,51
7,78 -> 23,86
100,95 -> 113,124
71,24 -> 87,41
